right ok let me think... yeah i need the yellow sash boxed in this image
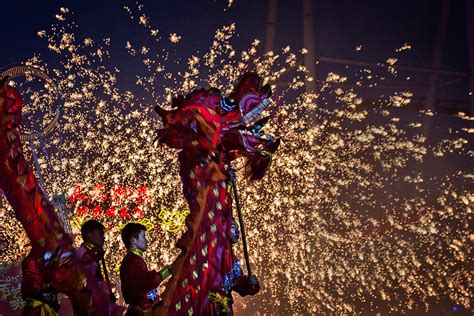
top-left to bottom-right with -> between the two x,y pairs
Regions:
129,247 -> 144,257
24,298 -> 57,316
208,292 -> 229,313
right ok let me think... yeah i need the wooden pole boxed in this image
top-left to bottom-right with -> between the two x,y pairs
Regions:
303,0 -> 317,93
265,0 -> 278,53
228,167 -> 252,276
101,257 -> 116,302
466,0 -> 474,115
424,0 -> 451,134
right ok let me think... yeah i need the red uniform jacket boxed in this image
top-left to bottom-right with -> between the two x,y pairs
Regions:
75,243 -> 111,316
76,243 -> 104,282
119,250 -> 163,311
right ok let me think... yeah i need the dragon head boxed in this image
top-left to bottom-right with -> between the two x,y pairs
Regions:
155,72 -> 280,180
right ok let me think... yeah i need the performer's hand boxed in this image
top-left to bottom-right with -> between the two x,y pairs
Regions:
249,275 -> 259,286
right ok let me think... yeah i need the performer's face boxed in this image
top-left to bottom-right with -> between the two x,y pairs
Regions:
229,220 -> 240,244
89,229 -> 105,249
133,230 -> 148,251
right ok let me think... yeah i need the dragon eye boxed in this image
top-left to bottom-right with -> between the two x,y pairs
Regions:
219,97 -> 237,113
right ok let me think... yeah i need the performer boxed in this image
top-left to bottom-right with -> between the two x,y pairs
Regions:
77,220 -> 109,282
21,251 -> 60,316
119,223 -> 171,316
208,219 -> 260,315
76,220 -> 120,315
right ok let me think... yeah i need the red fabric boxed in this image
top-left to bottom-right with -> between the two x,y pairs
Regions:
207,247 -> 260,315
0,83 -> 73,258
75,244 -> 111,316
120,252 -> 162,311
229,72 -> 270,104
154,110 -> 231,314
76,244 -> 104,278
21,254 -> 43,301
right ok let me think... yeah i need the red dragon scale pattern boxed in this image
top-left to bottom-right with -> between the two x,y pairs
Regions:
154,73 -> 279,315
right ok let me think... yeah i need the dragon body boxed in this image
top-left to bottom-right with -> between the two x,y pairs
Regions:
154,73 -> 279,315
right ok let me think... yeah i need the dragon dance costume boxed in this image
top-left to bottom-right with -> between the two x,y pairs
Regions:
0,78 -> 113,316
207,246 -> 260,315
153,72 -> 279,315
21,253 -> 59,316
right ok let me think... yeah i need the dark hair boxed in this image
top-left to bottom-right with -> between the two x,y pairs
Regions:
81,220 -> 105,238
121,223 -> 146,248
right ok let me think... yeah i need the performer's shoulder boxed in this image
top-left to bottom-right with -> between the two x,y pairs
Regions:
121,251 -> 145,266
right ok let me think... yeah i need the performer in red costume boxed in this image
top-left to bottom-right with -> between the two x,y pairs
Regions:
120,223 -> 171,316
76,220 -> 122,315
77,220 -> 106,281
208,218 -> 260,315
21,251 -> 60,316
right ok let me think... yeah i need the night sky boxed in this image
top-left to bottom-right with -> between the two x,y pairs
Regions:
1,0 -> 471,113
1,0 -> 469,70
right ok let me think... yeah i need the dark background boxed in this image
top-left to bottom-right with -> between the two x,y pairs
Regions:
1,0 -> 471,113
